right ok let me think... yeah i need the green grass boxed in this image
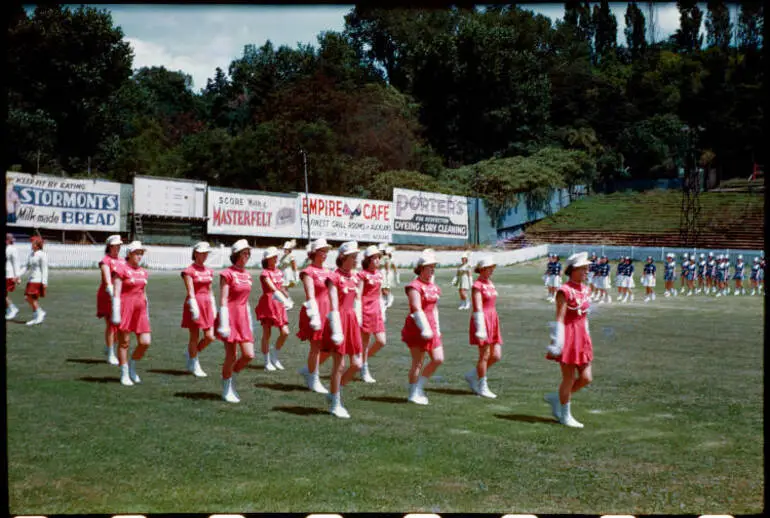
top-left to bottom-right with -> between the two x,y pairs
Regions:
529,190 -> 764,233
7,261 -> 764,514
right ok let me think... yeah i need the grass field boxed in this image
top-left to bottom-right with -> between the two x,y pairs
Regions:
6,260 -> 764,515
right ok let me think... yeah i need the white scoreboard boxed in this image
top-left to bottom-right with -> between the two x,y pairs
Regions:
133,176 -> 207,218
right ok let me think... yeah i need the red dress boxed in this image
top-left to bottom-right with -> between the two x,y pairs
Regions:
255,267 -> 288,328
116,263 -> 151,334
216,266 -> 253,344
180,264 -> 216,330
401,278 -> 442,351
96,254 -> 125,321
469,278 -> 503,346
549,280 -> 593,366
321,269 -> 363,355
358,269 -> 385,334
296,264 -> 333,342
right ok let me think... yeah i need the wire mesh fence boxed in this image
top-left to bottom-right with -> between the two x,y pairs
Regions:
547,243 -> 765,263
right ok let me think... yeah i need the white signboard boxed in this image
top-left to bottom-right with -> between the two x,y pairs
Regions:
207,187 -> 302,237
133,176 -> 206,218
299,193 -> 393,242
6,171 -> 121,231
393,187 -> 469,238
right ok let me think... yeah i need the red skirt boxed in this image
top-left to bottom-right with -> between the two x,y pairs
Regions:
181,292 -> 215,330
469,309 -> 503,346
6,278 -> 17,293
401,312 -> 442,352
118,295 -> 151,334
215,303 -> 253,344
255,293 -> 288,328
25,282 -> 43,298
321,309 -> 363,355
361,306 -> 385,334
296,299 -> 330,342
547,316 -> 593,366
96,284 -> 111,318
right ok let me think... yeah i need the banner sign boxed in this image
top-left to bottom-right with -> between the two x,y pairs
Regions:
133,176 -> 206,218
299,193 -> 393,242
207,187 -> 302,237
392,188 -> 469,238
6,171 -> 121,231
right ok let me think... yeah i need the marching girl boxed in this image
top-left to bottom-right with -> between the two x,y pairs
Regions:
256,246 -> 293,372
686,256 -> 697,296
216,239 -> 256,403
696,254 -> 707,294
706,253 -> 717,294
544,252 -> 593,428
379,244 -> 400,311
759,255 -> 766,295
614,257 -> 626,301
180,241 -> 217,378
358,245 -> 387,383
297,238 -> 334,394
714,255 -> 725,297
749,257 -> 761,295
19,236 -> 49,326
663,253 -> 676,296
111,241 -> 151,386
323,241 -> 364,419
5,233 -> 21,320
464,256 -> 502,399
451,251 -> 473,310
732,255 -> 746,296
587,253 -> 598,297
678,254 -> 690,295
593,256 -> 610,303
543,254 -> 554,301
97,235 -> 125,364
402,250 -> 443,405
547,254 -> 563,302
279,240 -> 298,288
621,257 -> 635,303
642,256 -> 656,303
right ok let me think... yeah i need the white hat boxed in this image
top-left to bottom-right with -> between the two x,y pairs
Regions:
377,242 -> 388,252
106,235 -> 123,246
193,241 -> 212,254
708,252 -> 714,257
282,239 -> 296,250
385,246 -> 395,255
738,255 -> 743,260
566,252 -> 591,269
416,250 -> 438,268
263,246 -> 280,260
462,251 -> 471,259
126,241 -> 145,253
475,255 -> 496,272
310,238 -> 331,253
364,245 -> 381,258
338,241 -> 360,256
231,239 -> 250,255
699,253 -> 705,259
754,257 -> 760,263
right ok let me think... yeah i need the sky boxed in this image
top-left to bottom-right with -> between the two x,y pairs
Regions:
79,3 -> 742,91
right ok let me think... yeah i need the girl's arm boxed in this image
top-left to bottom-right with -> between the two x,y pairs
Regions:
101,263 -> 113,295
407,287 -> 433,339
111,277 -> 122,324
217,280 -> 231,336
472,286 -> 487,341
184,274 -> 200,320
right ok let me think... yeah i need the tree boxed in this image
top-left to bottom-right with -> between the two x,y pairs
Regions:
592,0 -> 618,64
736,2 -> 763,52
624,2 -> 647,59
672,0 -> 704,53
705,0 -> 733,52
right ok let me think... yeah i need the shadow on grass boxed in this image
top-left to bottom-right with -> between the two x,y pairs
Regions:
174,391 -> 222,401
79,376 -> 120,383
494,413 -> 558,425
272,405 -> 328,417
426,388 -> 474,396
358,396 -> 407,404
67,358 -> 108,365
7,319 -> 31,325
148,369 -> 190,377
255,382 -> 308,393
246,364 -> 270,371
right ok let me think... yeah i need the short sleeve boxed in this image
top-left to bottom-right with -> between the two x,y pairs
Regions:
220,269 -> 232,285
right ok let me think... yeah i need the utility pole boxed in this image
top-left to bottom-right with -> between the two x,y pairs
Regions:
299,149 -> 312,244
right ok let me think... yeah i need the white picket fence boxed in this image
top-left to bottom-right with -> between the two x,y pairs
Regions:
12,243 -> 550,270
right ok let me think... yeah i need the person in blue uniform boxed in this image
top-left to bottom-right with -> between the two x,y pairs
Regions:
749,257 -> 761,295
732,255 -> 746,296
642,256 -> 657,302
706,253 -> 718,294
678,253 -> 690,295
615,257 -> 626,301
715,255 -> 727,297
549,255 -> 563,303
587,252 -> 598,298
598,255 -> 611,303
759,255 -> 766,295
686,257 -> 697,296
696,254 -> 706,295
663,253 -> 676,297
621,257 -> 635,303
544,254 -> 556,302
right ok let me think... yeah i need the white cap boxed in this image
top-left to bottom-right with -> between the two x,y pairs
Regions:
377,242 -> 388,252
282,239 -> 296,250
106,235 -> 123,246
193,241 -> 212,254
754,257 -> 760,262
566,252 -> 591,268
666,253 -> 674,258
310,238 -> 331,253
231,239 -> 250,255
126,241 -> 145,253
708,252 -> 714,257
263,246 -> 280,260
385,246 -> 395,255
699,253 -> 705,259
416,250 -> 438,268
738,255 -> 743,260
364,245 -> 381,258
338,241 -> 360,256
475,255 -> 496,272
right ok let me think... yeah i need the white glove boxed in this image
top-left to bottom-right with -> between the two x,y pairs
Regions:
105,283 -> 114,297
473,311 -> 488,342
188,297 -> 201,321
111,297 -> 121,325
411,310 -> 434,340
217,305 -> 230,338
434,307 -> 441,337
395,272 -> 401,285
451,277 -> 458,286
328,310 -> 344,344
304,299 -> 322,330
546,321 -> 565,357
210,293 -> 218,320
272,291 -> 294,310
354,298 -> 362,326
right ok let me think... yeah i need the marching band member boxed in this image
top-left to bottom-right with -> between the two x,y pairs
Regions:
696,254 -> 707,294
732,255 -> 746,296
717,255 -> 730,296
598,255 -> 612,303
547,254 -> 563,303
544,254 -> 555,301
181,241 -> 216,377
642,256 -> 656,303
279,240 -> 298,289
621,257 -> 635,303
402,250 -> 443,405
749,257 -> 761,295
678,253 -> 690,295
97,235 -> 124,364
358,245 -> 386,383
615,256 -> 626,301
706,252 -> 717,294
5,233 -> 21,320
111,241 -> 150,386
378,244 -> 400,311
323,241 -> 364,418
714,255 -> 725,296
256,246 -> 293,371
465,256 -> 502,399
759,255 -> 766,295
19,236 -> 49,325
297,238 -> 334,394
544,252 -> 593,428
587,252 -> 598,297
663,253 -> 676,296
451,251 -> 473,310
217,239 -> 256,403
686,255 -> 697,296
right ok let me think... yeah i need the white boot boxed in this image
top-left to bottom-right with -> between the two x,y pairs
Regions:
407,383 -> 429,405
643,296 -> 650,303
269,348 -> 284,370
751,289 -> 756,295
120,364 -> 134,386
386,292 -> 394,308
734,289 -> 740,296
360,362 -> 376,383
477,376 -> 497,399
464,370 -> 479,394
629,293 -> 634,302
191,356 -> 207,377
559,402 -> 584,428
544,392 -> 561,421
264,353 -> 277,371
222,378 -> 240,403
329,392 -> 351,419
6,304 -> 19,320
129,359 -> 141,384
309,371 -> 329,394
651,293 -> 656,301
106,345 -> 119,366
26,310 -> 40,326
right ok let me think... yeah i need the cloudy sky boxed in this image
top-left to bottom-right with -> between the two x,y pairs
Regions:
84,3 -> 739,91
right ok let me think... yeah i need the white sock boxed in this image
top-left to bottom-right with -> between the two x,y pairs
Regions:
417,375 -> 429,391
264,353 -> 271,364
